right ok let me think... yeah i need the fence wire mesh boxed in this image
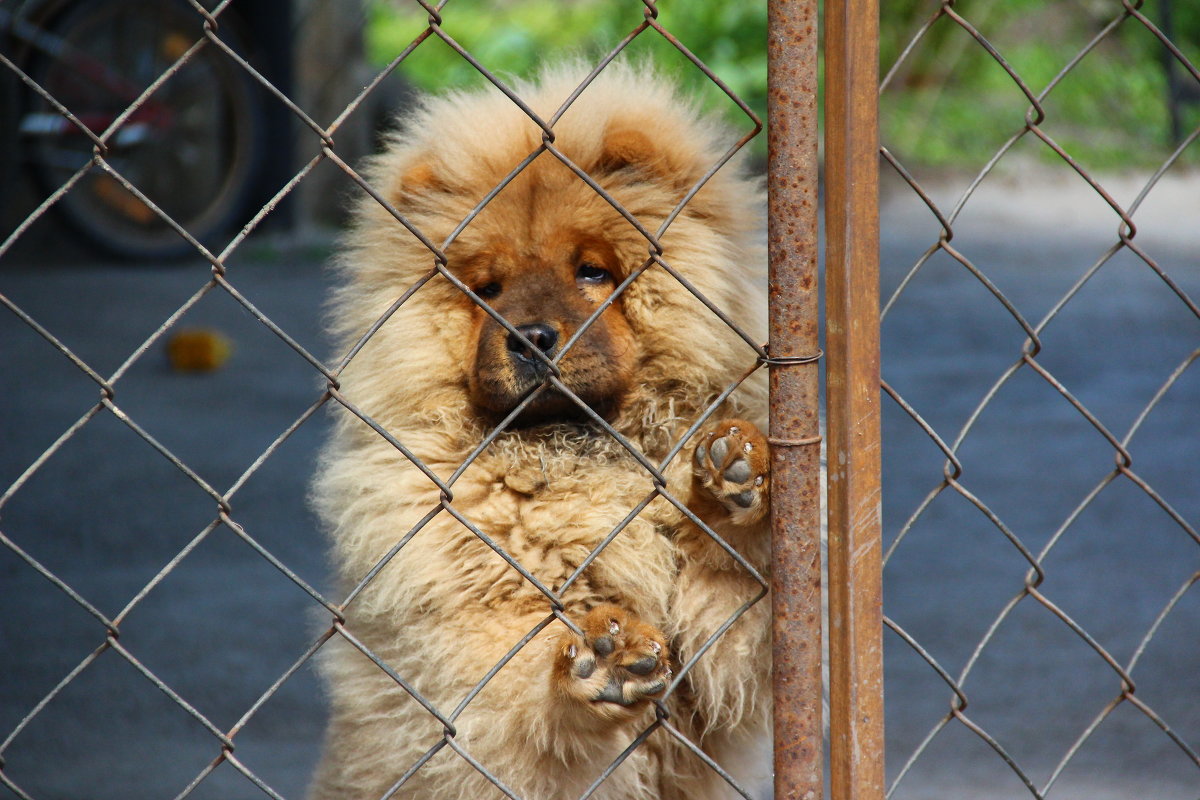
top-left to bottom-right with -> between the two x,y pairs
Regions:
879,1 -> 1200,798
9,0 -> 1195,797
0,1 -> 798,798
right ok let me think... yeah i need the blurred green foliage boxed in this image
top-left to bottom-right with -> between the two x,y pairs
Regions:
879,0 -> 1200,168
366,1 -> 766,126
365,0 -> 1200,170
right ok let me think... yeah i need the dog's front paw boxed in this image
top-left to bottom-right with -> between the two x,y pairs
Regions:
553,605 -> 670,719
693,419 -> 770,523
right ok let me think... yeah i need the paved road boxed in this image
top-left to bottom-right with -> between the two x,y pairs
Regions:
878,170 -> 1200,800
0,243 -> 336,799
0,170 -> 1197,799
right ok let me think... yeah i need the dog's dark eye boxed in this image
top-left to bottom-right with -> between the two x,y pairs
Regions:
476,282 -> 502,299
576,263 -> 611,283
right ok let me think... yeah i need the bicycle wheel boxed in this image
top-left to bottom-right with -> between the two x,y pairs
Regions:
22,0 -> 266,260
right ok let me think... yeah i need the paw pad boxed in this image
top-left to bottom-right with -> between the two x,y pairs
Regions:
693,419 -> 770,519
556,605 -> 670,712
724,459 -> 751,483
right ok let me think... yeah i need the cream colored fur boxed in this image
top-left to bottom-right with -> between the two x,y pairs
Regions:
310,62 -> 771,800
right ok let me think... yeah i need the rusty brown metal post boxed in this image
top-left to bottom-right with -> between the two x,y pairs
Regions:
824,0 -> 884,797
766,1 -> 823,798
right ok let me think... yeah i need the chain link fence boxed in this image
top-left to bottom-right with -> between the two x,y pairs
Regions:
4,0 -> 1198,798
0,1 -> 821,798
879,1 -> 1200,798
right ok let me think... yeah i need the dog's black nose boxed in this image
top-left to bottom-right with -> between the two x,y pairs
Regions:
508,323 -> 559,361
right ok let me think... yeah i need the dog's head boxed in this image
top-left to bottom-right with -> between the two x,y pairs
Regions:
334,64 -> 766,437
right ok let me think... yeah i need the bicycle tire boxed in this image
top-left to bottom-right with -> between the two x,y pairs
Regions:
22,0 -> 267,261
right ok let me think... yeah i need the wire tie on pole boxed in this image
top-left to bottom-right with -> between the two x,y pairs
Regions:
767,434 -> 822,448
760,347 -> 823,367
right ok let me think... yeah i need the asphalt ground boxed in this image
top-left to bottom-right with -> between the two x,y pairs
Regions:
1,237 -> 337,799
1,169 -> 1197,799
877,169 -> 1200,800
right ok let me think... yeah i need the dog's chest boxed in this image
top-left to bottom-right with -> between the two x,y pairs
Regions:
454,459 -> 682,607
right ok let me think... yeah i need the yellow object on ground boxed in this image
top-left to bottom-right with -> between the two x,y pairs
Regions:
166,329 -> 233,372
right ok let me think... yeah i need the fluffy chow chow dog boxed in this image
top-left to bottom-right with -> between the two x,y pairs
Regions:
311,63 -> 772,800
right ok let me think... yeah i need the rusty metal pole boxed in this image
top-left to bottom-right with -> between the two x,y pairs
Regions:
824,0 -> 884,797
767,1 -> 823,798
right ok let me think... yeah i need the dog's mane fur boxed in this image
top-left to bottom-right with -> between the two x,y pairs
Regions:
310,62 -> 770,800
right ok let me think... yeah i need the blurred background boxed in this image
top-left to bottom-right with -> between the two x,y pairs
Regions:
3,0 -> 1197,248
1,1 -> 1197,798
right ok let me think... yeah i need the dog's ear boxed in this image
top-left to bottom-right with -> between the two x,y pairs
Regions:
392,161 -> 452,207
596,127 -> 661,175
401,163 -> 443,192
594,124 -> 700,189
